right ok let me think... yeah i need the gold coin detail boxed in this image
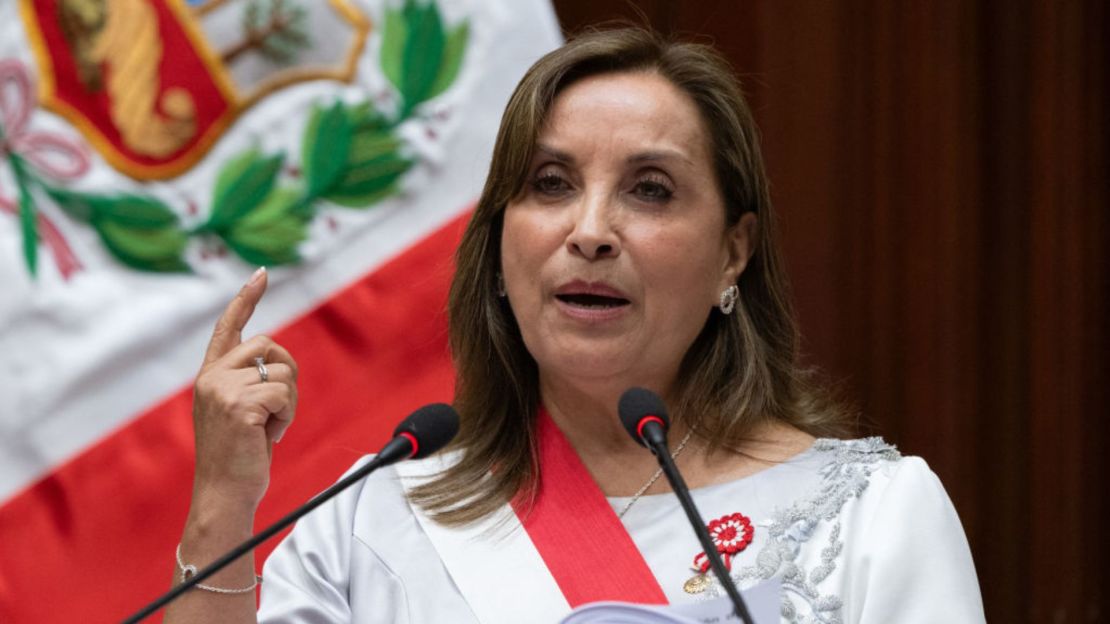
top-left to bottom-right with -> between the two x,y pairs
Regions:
683,573 -> 710,594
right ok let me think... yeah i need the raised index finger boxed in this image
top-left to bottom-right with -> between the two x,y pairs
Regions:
203,267 -> 268,367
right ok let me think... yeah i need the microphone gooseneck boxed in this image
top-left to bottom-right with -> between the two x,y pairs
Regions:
617,387 -> 755,624
124,403 -> 460,623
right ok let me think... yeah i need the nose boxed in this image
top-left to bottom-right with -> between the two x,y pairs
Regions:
566,193 -> 620,260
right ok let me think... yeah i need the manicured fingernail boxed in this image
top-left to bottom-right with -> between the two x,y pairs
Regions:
248,266 -> 266,285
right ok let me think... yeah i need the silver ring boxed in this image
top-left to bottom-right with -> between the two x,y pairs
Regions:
255,356 -> 269,383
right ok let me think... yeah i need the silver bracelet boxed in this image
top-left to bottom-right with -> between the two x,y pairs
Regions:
176,543 -> 262,595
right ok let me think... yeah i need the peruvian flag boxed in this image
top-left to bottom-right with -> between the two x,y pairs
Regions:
0,1 -> 561,621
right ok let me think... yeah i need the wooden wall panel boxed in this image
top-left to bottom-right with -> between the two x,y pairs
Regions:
552,1 -> 1108,621
976,1 -> 1034,615
1025,2 -> 1107,620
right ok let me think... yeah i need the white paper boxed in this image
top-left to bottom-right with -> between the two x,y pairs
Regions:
560,578 -> 781,624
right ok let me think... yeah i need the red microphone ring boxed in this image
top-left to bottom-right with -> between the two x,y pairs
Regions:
399,431 -> 419,458
636,416 -> 665,440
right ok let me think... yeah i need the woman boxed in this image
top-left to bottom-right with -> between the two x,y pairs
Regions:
167,27 -> 984,623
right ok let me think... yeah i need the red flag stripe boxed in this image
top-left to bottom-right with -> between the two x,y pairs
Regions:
0,212 -> 467,623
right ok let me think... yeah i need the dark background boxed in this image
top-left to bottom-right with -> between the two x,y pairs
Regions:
551,1 -> 1109,622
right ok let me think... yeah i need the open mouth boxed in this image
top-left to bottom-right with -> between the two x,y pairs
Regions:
555,293 -> 631,309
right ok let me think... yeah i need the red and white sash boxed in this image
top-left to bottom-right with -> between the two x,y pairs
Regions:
396,409 -> 666,623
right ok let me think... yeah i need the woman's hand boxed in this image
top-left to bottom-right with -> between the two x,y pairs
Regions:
191,267 -> 298,515
165,269 -> 287,624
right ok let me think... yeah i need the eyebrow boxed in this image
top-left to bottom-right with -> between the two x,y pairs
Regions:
535,144 -> 575,164
534,143 -> 694,167
628,150 -> 695,167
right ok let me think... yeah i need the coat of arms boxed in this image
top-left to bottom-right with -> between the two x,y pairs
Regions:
3,0 -> 469,276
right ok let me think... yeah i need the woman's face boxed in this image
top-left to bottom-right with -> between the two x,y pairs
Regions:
500,70 -> 755,392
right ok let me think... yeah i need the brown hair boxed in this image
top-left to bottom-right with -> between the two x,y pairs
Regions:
409,26 -> 852,524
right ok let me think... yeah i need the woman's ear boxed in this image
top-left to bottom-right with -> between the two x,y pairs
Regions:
721,212 -> 758,287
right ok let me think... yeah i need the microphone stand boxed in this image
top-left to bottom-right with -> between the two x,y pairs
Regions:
644,433 -> 755,624
122,453 -> 393,623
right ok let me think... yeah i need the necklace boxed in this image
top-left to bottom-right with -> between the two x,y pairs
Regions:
616,430 -> 694,519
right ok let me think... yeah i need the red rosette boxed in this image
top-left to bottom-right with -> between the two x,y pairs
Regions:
692,512 -> 754,573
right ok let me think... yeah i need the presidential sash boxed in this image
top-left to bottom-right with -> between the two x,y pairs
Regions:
396,408 -> 667,623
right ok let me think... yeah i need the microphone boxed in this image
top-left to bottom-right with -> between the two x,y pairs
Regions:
618,388 -> 755,624
373,402 -> 461,465
618,386 -> 670,452
124,403 -> 460,623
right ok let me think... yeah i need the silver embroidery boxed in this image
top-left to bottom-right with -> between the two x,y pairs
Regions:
703,437 -> 900,623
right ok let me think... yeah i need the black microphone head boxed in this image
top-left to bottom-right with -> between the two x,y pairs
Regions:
393,403 -> 460,459
618,387 -> 670,447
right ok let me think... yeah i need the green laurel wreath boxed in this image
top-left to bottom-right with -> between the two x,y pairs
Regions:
13,0 -> 468,274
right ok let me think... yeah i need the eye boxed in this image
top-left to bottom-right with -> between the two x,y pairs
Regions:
631,173 -> 674,203
530,166 -> 572,197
